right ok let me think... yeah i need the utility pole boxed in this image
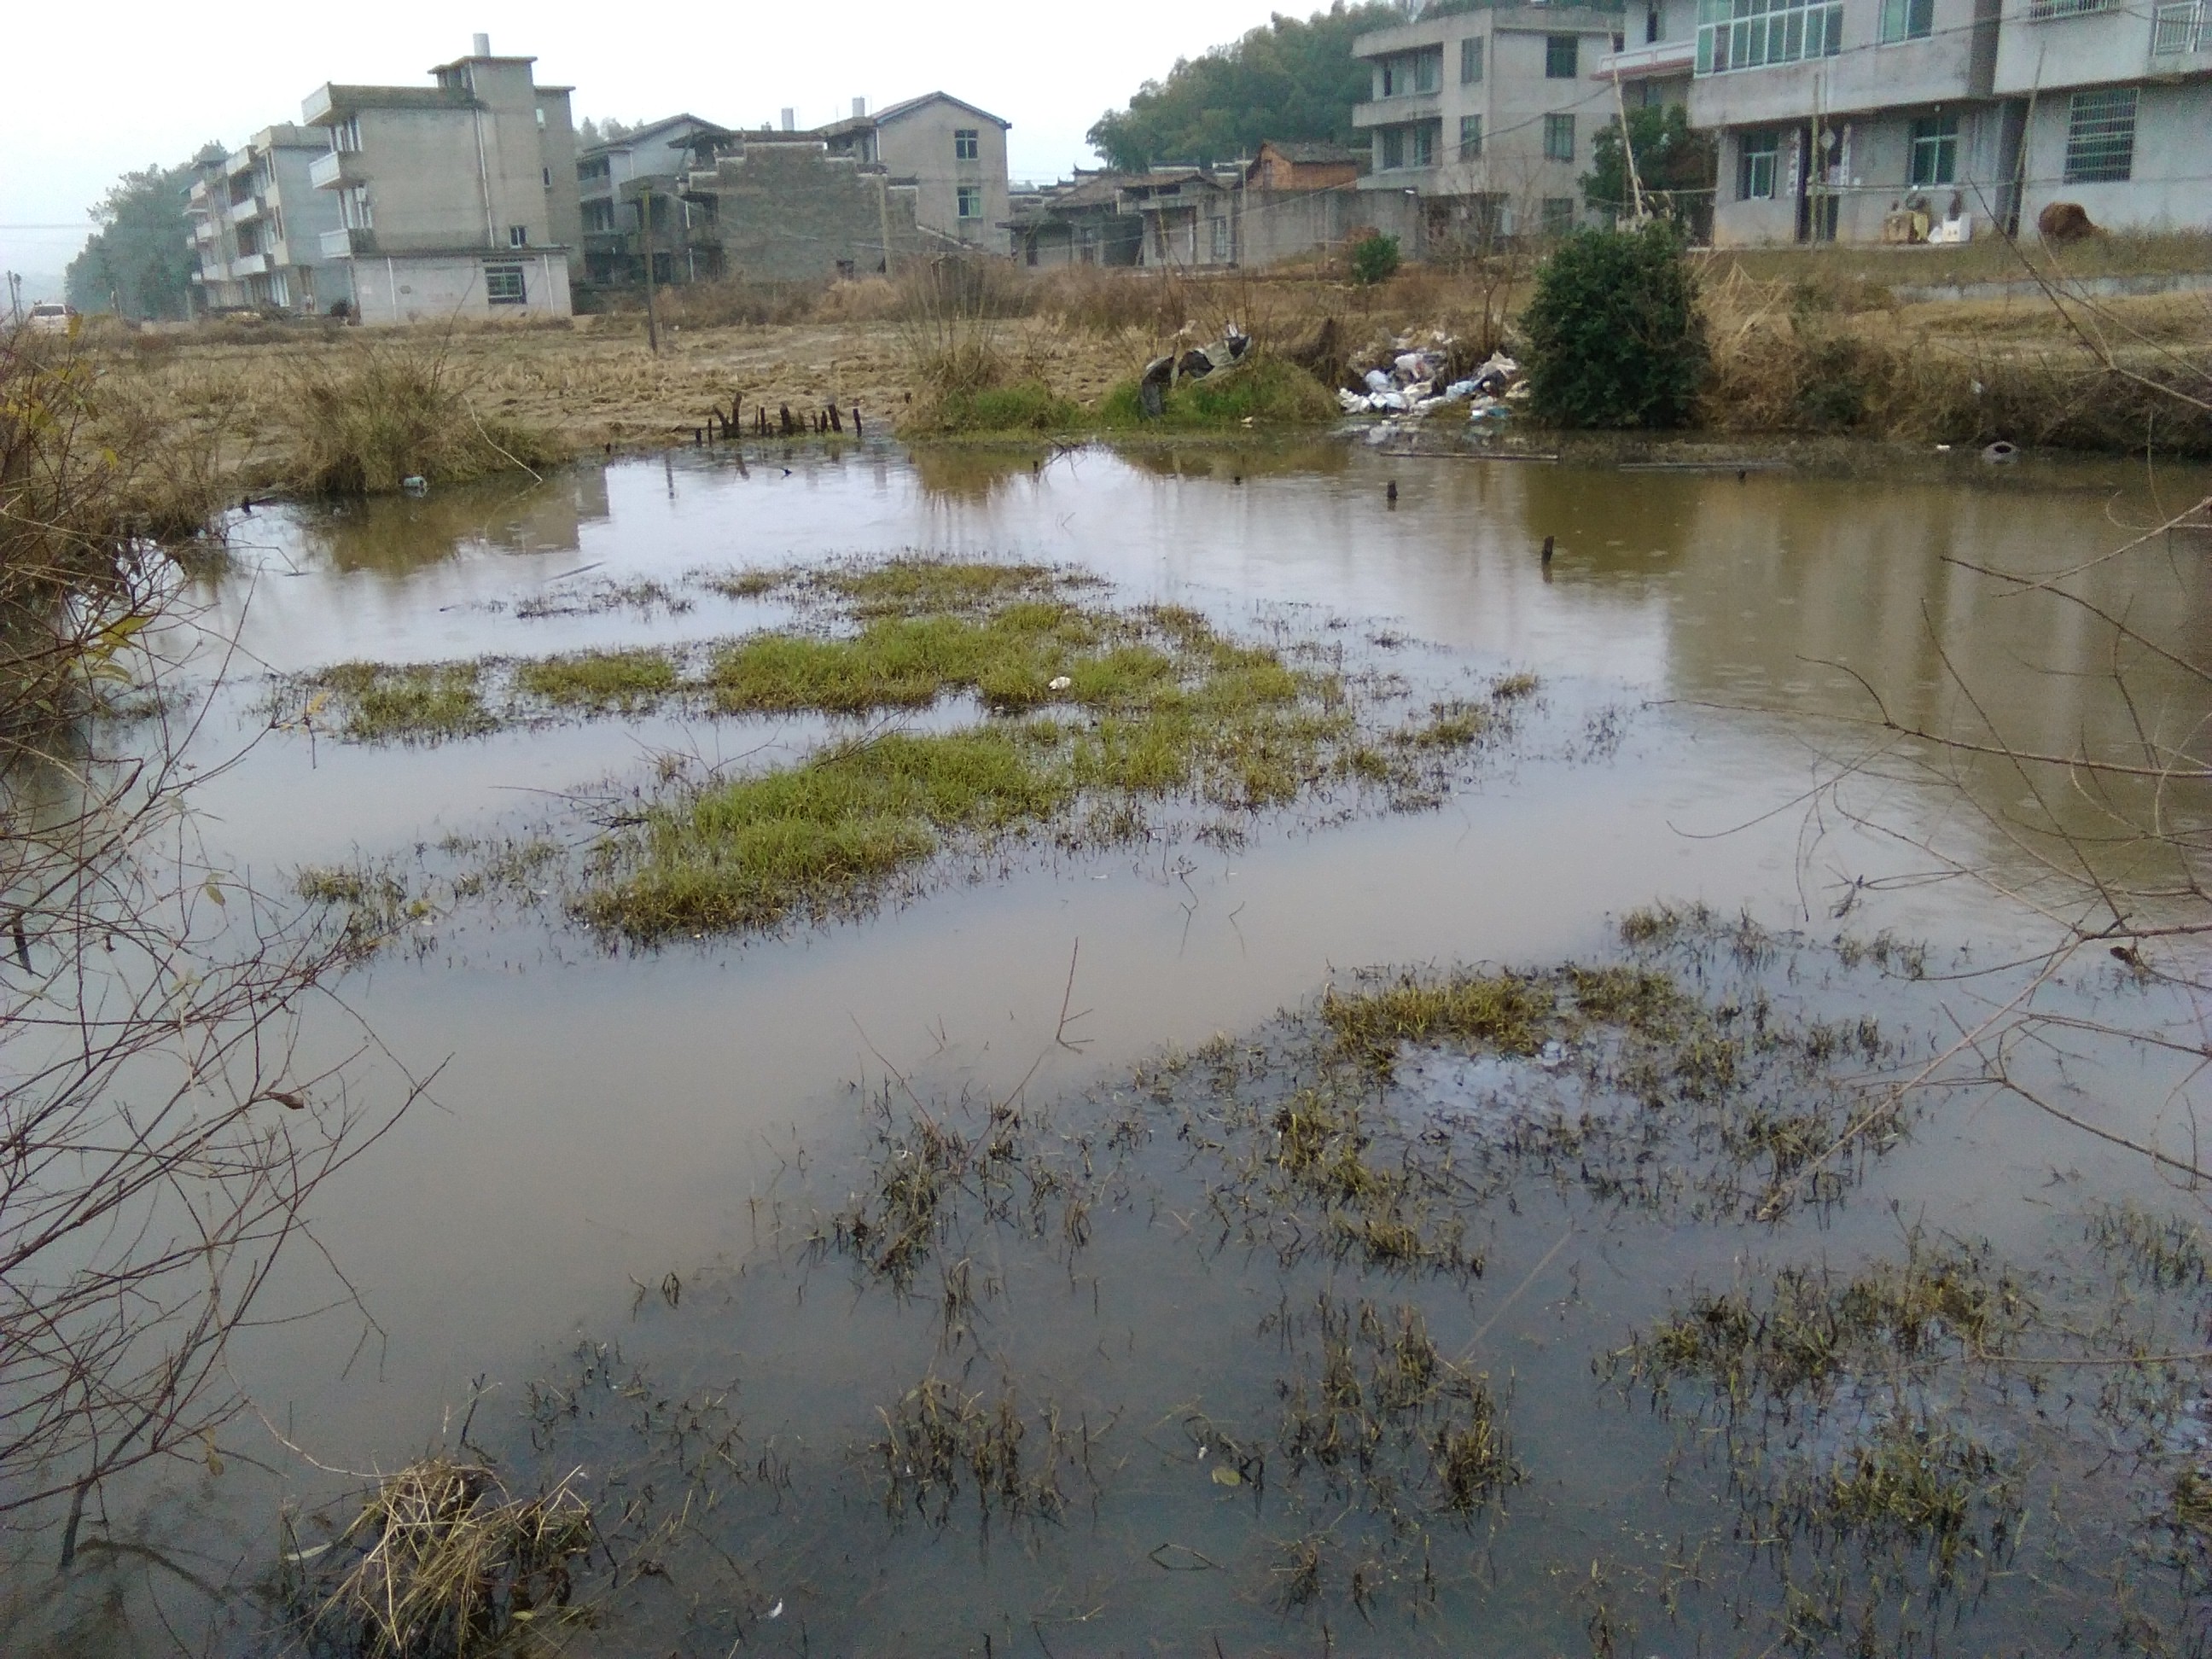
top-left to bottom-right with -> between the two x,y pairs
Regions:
1611,73 -> 1648,222
638,184 -> 661,353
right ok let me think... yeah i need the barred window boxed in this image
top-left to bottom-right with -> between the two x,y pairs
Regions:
2029,0 -> 2110,15
1461,37 -> 1485,82
1543,113 -> 1575,161
1697,0 -> 1844,73
2064,86 -> 2136,183
1459,114 -> 1483,158
485,264 -> 527,305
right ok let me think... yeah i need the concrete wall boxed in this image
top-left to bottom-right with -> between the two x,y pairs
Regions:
536,87 -> 581,272
265,134 -> 347,311
2018,78 -> 2212,229
1994,0 -> 2159,92
347,104 -> 500,251
349,249 -> 572,325
696,146 -> 923,282
878,100 -> 1010,254
1240,185 -> 1382,265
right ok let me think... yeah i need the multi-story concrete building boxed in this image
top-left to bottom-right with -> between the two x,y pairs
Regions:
576,114 -> 729,286
640,128 -> 928,283
815,93 -> 1013,253
1683,0 -> 2017,244
1353,5 -> 1633,247
184,127 -> 347,315
1993,0 -> 2212,231
300,36 -> 580,324
1666,0 -> 2208,242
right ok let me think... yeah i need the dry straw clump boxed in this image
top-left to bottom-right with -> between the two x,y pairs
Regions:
287,343 -> 562,495
288,1458 -> 596,1659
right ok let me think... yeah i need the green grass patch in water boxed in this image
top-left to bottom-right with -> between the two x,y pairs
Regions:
515,648 -> 680,713
1097,355 -> 1338,430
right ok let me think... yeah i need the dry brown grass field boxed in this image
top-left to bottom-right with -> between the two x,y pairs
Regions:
73,239 -> 2212,505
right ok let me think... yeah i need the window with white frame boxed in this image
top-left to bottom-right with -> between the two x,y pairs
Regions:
509,224 -> 529,247
485,264 -> 527,304
958,185 -> 982,218
954,128 -> 980,160
1738,128 -> 1781,198
2064,86 -> 2136,182
341,185 -> 373,230
1697,0 -> 1843,73
329,116 -> 362,153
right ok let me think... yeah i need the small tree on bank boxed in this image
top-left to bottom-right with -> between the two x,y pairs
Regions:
1521,222 -> 1707,428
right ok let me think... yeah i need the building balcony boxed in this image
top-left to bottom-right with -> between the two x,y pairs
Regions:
1353,90 -> 1442,128
231,253 -> 270,276
2152,0 -> 2207,55
1358,166 -> 1442,191
1597,38 -> 1697,79
320,226 -> 372,259
229,196 -> 264,225
308,149 -> 364,189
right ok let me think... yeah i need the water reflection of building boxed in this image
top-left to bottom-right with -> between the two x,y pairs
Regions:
291,464 -> 612,577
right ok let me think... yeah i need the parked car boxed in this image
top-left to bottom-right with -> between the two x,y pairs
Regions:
26,301 -> 76,335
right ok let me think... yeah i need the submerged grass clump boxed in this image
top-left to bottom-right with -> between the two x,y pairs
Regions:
1322,964 -> 1686,1071
1619,1244 -> 2024,1410
295,661 -> 498,744
282,1458 -> 595,1658
873,1375 -> 1099,1529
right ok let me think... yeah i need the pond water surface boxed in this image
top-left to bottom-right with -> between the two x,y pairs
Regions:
18,437 -> 2212,1657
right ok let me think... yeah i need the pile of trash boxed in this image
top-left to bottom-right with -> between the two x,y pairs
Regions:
1136,324 -> 1251,417
1335,330 -> 1526,428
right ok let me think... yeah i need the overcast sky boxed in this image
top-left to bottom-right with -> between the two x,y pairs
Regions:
0,0 -> 1296,296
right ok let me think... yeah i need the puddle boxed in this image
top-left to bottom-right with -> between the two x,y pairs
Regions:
14,438 -> 2212,1655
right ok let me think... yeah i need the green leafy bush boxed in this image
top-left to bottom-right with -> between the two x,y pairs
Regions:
1349,233 -> 1402,287
1522,223 -> 1708,428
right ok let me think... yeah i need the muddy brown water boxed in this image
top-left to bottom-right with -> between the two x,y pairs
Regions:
15,438 -> 2212,1655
